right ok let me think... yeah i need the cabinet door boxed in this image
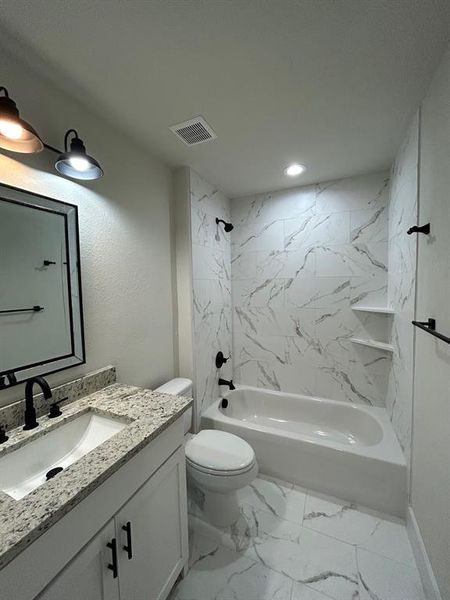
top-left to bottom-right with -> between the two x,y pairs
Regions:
37,519 -> 120,600
116,447 -> 188,600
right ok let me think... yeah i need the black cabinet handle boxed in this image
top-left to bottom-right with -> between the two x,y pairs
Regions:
106,538 -> 118,578
122,521 -> 133,560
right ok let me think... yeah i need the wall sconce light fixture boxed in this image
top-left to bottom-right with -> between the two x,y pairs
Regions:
0,86 -> 103,182
55,129 -> 103,181
0,87 -> 43,153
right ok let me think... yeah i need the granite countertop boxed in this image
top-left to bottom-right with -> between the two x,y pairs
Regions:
0,383 -> 192,570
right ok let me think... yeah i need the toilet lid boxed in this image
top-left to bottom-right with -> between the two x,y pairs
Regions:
185,430 -> 255,473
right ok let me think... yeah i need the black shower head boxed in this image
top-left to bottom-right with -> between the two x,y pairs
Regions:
216,217 -> 234,232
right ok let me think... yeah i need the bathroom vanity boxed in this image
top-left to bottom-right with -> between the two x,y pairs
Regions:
0,382 -> 192,600
0,183 -> 192,599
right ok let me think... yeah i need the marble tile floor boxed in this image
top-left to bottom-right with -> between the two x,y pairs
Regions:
169,475 -> 425,600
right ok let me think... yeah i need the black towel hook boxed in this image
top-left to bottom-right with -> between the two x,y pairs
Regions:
407,223 -> 430,235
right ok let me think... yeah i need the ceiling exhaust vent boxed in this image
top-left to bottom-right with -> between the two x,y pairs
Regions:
170,116 -> 217,146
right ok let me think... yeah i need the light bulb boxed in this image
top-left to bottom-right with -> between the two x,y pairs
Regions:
285,163 -> 305,177
0,119 -> 24,140
69,156 -> 90,172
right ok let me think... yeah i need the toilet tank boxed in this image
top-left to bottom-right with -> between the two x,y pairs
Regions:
154,378 -> 192,397
154,378 -> 193,433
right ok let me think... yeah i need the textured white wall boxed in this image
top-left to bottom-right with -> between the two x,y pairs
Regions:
411,46 -> 450,599
173,168 -> 194,383
0,46 -> 175,406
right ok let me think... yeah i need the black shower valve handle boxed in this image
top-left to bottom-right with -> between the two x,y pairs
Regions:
215,351 -> 230,369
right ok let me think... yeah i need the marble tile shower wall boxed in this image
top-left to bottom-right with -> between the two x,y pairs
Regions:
387,115 -> 419,462
190,170 -> 232,419
231,172 -> 391,406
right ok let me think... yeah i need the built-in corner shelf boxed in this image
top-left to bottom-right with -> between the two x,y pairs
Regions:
350,338 -> 394,353
351,306 -> 395,315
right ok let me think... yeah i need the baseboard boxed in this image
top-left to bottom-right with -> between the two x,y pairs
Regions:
407,506 -> 442,600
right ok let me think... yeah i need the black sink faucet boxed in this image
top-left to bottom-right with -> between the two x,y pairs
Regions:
218,378 -> 235,391
24,377 -> 52,431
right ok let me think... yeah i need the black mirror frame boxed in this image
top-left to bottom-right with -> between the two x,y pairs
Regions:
0,182 -> 85,388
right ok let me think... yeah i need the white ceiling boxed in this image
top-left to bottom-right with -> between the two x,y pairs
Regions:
1,1 -> 449,197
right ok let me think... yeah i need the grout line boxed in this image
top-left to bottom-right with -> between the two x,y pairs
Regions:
303,522 -> 416,569
354,545 -> 361,597
300,489 -> 308,527
354,544 -> 419,571
301,582 -> 339,600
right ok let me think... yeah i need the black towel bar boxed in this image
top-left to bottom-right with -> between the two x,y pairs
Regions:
0,306 -> 44,315
412,318 -> 450,345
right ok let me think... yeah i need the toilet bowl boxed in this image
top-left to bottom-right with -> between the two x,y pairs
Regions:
185,429 -> 258,526
154,378 -> 258,527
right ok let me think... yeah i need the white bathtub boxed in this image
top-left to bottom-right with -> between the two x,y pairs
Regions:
202,386 -> 407,517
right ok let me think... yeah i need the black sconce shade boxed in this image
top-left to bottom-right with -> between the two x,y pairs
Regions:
0,87 -> 43,153
55,129 -> 103,181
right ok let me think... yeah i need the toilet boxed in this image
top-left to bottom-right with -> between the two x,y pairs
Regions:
154,378 -> 258,527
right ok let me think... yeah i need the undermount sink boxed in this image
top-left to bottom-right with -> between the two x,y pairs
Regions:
0,411 -> 127,500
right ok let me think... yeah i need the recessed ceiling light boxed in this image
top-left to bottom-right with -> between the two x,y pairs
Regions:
285,163 -> 305,177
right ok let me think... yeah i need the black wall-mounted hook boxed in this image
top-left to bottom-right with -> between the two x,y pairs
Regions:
43,260 -> 56,266
215,351 -> 230,369
407,223 -> 430,235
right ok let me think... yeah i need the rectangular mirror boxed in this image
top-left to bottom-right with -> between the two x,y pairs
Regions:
0,183 -> 85,387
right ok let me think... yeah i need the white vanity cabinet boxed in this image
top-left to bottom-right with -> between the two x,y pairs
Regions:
0,417 -> 189,600
37,519 -> 120,600
116,449 -> 187,600
39,448 -> 186,600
